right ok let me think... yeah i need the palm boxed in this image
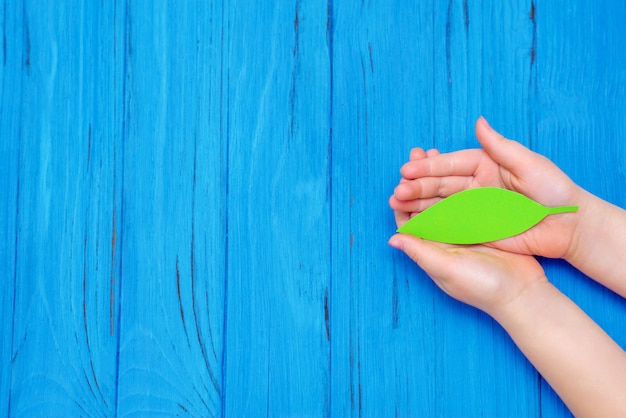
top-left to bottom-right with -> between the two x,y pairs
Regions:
399,235 -> 547,314
460,150 -> 579,258
462,247 -> 546,313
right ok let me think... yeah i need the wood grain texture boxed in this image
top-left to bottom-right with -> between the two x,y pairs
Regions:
0,1 -> 23,414
533,2 -> 626,416
223,1 -> 331,415
3,1 -> 123,415
332,1 -> 539,416
1,0 -> 626,417
115,1 -> 225,415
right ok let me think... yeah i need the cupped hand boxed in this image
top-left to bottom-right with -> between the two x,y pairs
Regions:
388,234 -> 547,315
389,117 -> 584,259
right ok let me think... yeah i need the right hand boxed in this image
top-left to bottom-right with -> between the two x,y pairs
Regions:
389,117 -> 585,259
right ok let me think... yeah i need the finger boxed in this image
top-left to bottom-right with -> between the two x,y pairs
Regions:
389,192 -> 428,228
400,149 -> 484,180
394,209 -> 410,228
393,176 -> 475,201
475,117 -> 540,176
389,195 -> 443,217
389,234 -> 482,305
394,147 -> 444,228
409,147 -> 428,161
391,174 -> 417,226
388,234 -> 458,279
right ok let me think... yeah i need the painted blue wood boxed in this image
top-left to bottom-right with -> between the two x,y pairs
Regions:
222,2 -> 331,415
2,0 -> 626,416
534,2 -> 626,416
0,2 -> 23,415
331,2 -> 539,416
3,1 -> 123,415
114,1 -> 226,416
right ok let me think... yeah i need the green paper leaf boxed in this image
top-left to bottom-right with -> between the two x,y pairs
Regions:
397,187 -> 578,244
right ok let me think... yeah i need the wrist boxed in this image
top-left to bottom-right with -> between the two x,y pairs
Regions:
486,277 -> 553,327
562,188 -> 604,264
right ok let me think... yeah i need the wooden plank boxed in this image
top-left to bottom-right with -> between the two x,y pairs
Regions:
428,1 -> 545,415
0,1 -> 24,414
331,1 -> 540,416
329,2 -> 439,415
114,1 -> 225,415
534,1 -> 626,416
222,1 -> 332,415
4,2 -> 123,415
429,2 -> 541,416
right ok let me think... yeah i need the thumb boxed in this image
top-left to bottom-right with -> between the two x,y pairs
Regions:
475,116 -> 538,174
388,234 -> 455,279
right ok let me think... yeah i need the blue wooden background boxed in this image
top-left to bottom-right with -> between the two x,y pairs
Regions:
2,1 -> 626,416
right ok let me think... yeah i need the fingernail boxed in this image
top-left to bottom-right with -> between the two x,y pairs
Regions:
388,236 -> 404,250
480,116 -> 492,129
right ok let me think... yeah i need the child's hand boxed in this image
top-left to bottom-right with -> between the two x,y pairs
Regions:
388,234 -> 547,315
388,233 -> 626,418
389,120 -> 626,416
391,146 -> 441,227
389,117 -> 583,259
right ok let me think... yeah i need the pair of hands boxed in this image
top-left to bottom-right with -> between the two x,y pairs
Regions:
388,117 -> 583,315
